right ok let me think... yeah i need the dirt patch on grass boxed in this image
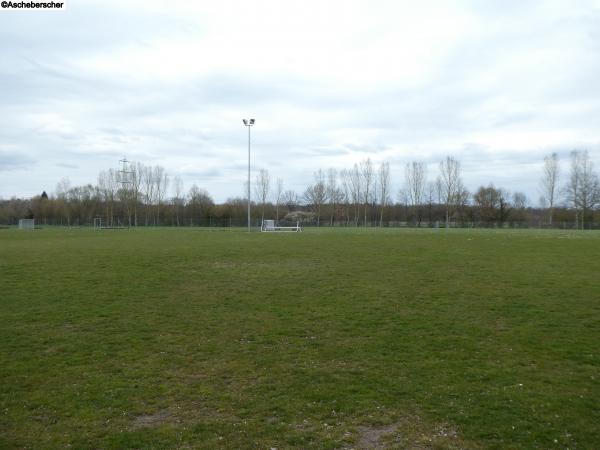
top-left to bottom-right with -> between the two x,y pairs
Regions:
132,410 -> 172,428
356,424 -> 397,449
131,401 -> 239,431
352,415 -> 478,449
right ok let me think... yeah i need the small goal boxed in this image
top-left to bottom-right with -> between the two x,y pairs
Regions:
93,217 -> 102,230
18,219 -> 35,230
261,219 -> 302,232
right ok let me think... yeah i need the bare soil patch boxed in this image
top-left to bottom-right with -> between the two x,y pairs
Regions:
132,410 -> 172,428
351,415 -> 478,449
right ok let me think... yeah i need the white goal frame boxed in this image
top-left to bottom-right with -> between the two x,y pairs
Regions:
93,217 -> 102,230
18,219 -> 35,230
261,219 -> 302,232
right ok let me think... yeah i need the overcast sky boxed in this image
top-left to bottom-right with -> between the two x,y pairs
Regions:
1,0 -> 599,203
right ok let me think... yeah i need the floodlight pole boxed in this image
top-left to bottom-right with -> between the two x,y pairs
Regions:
243,119 -> 255,232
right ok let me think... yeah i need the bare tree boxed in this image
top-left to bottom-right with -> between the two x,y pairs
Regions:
438,156 -> 463,227
282,190 -> 299,211
56,177 -> 71,199
97,169 -> 117,226
141,165 -> 155,225
397,188 -> 410,222
425,181 -> 437,225
540,153 -> 560,225
565,150 -> 599,229
512,192 -> 527,210
55,177 -> 72,226
378,161 -> 390,227
326,168 -> 339,226
455,185 -> 471,225
474,184 -> 509,225
405,161 -> 427,226
339,169 -> 351,225
153,166 -> 169,225
303,170 -> 327,226
349,164 -> 362,226
360,158 -> 374,226
254,168 -> 271,223
566,151 -> 582,228
131,162 -> 144,226
274,178 -> 284,221
172,176 -> 184,226
188,185 -> 214,226
511,192 -> 528,224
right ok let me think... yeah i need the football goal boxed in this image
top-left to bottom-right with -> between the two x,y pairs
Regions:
18,219 -> 35,230
93,217 -> 102,230
261,219 -> 302,232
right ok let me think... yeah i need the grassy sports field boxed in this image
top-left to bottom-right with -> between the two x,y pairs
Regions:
1,227 -> 598,449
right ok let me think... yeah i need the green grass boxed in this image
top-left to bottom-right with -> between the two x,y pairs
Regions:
1,228 -> 599,449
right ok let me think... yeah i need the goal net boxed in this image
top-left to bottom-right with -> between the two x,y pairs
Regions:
18,219 -> 35,230
262,220 -> 275,231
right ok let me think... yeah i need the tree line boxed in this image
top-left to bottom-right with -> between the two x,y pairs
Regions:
1,151 -> 598,228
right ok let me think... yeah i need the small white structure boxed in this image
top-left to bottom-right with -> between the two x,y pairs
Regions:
93,217 -> 102,230
261,219 -> 302,232
18,219 -> 35,230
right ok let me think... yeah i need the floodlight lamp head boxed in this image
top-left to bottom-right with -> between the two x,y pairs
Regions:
249,119 -> 255,125
243,119 -> 248,125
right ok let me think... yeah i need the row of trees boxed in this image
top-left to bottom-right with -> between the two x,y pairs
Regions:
1,151 -> 598,228
289,157 -> 468,228
252,150 -> 598,228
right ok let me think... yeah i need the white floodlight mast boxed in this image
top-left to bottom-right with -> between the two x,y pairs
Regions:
243,119 -> 254,231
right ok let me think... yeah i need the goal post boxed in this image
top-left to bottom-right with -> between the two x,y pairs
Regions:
93,217 -> 102,230
18,219 -> 35,230
261,219 -> 302,232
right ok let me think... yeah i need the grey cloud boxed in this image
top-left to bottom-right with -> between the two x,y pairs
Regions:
0,3 -> 198,56
180,168 -> 222,179
56,163 -> 78,169
0,151 -> 35,171
1,1 -> 599,202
